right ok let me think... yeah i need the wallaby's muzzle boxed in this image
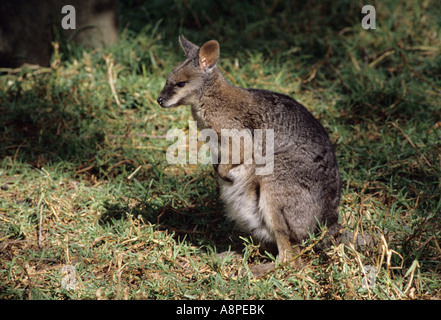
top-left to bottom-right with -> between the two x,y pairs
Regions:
156,96 -> 164,107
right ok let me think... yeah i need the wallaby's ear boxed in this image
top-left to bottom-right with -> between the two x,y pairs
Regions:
199,40 -> 220,72
179,35 -> 199,58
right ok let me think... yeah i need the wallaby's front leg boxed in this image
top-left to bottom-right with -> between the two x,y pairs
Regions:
214,130 -> 253,182
214,134 -> 236,182
215,163 -> 234,182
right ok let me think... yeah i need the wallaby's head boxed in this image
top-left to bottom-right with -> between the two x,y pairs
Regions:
157,35 -> 220,108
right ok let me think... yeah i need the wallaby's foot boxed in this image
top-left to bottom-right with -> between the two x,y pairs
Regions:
249,254 -> 302,277
216,251 -> 274,277
216,248 -> 302,278
249,239 -> 302,277
216,250 -> 241,260
279,250 -> 303,270
274,231 -> 303,269
249,262 -> 275,277
215,163 -> 236,183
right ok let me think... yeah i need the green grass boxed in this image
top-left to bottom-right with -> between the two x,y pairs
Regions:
1,0 -> 441,299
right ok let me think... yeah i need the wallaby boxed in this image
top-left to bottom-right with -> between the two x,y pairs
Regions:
157,36 -> 341,275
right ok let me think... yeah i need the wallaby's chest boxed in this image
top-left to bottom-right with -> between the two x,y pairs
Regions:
219,165 -> 275,243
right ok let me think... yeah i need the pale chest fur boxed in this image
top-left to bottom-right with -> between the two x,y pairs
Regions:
219,165 -> 275,243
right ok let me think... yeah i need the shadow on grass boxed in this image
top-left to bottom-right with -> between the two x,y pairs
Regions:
0,81 -> 107,167
98,200 -> 247,254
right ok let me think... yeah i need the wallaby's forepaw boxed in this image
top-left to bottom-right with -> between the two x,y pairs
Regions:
213,163 -> 234,182
218,173 -> 233,183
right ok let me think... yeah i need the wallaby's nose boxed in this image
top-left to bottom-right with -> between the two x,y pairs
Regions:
157,96 -> 163,106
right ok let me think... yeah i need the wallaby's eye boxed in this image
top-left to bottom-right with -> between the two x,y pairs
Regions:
175,81 -> 187,88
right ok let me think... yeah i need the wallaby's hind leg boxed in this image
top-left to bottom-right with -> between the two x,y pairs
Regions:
274,229 -> 302,269
257,188 -> 303,274
248,234 -> 301,277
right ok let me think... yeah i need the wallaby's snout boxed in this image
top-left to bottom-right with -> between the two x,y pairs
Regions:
156,73 -> 191,109
156,96 -> 164,107
156,83 -> 176,108
157,80 -> 192,108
